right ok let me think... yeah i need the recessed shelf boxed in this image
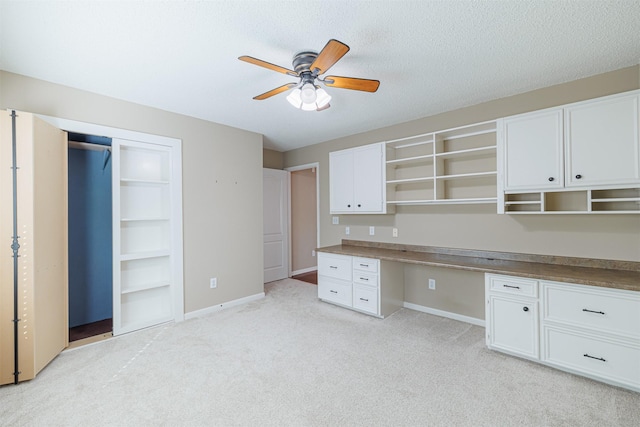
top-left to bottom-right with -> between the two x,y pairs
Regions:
387,176 -> 434,185
120,250 -> 170,261
386,154 -> 434,165
121,281 -> 171,295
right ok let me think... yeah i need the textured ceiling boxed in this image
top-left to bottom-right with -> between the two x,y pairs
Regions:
1,1 -> 639,152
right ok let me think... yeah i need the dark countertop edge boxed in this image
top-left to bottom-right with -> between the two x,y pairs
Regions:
317,243 -> 640,293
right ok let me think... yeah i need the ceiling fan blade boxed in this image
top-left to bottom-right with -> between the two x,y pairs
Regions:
253,83 -> 298,100
324,76 -> 380,92
239,56 -> 298,76
310,39 -> 349,75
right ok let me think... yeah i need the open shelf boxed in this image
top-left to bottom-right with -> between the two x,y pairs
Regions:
386,121 -> 498,206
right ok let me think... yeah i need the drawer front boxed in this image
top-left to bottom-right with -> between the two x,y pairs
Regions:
542,325 -> 640,389
352,284 -> 379,315
542,282 -> 640,339
353,271 -> 378,287
486,274 -> 537,298
353,257 -> 378,274
318,253 -> 352,281
318,276 -> 352,307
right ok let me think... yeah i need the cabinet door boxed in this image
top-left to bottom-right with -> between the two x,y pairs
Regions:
502,109 -> 564,191
329,149 -> 354,213
565,94 -> 640,187
353,143 -> 384,212
487,295 -> 539,359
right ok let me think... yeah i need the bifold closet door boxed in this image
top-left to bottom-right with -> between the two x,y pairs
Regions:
112,138 -> 182,336
0,111 -> 68,385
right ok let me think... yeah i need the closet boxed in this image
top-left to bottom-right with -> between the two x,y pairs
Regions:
1,110 -> 184,385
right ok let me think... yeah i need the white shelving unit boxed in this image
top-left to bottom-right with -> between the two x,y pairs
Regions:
113,141 -> 179,335
385,121 -> 498,206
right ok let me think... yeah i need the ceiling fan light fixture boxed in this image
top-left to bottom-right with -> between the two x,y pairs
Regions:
300,82 -> 317,103
286,88 -> 303,108
315,87 -> 331,108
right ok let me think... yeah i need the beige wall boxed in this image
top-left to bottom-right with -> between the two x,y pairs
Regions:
263,148 -> 284,169
0,71 -> 264,315
284,65 -> 640,320
290,168 -> 317,272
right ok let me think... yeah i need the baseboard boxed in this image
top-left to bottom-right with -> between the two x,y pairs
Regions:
185,292 -> 265,320
291,267 -> 317,276
403,302 -> 485,327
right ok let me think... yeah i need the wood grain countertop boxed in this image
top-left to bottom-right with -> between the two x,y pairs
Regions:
317,240 -> 640,292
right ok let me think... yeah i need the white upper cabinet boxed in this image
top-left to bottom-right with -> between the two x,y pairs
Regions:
502,108 -> 564,191
330,142 -> 386,214
565,93 -> 640,187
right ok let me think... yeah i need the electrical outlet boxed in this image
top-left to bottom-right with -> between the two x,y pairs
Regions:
428,279 -> 436,290
210,277 -> 217,289
312,250 -> 316,257
332,216 -> 339,225
369,226 -> 375,236
345,226 -> 350,235
392,228 -> 398,238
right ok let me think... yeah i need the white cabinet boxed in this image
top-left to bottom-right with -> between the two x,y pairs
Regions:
565,93 -> 640,187
486,273 -> 640,392
501,108 -> 564,191
500,90 -> 640,214
485,275 -> 539,360
329,142 -> 387,214
317,252 -> 403,318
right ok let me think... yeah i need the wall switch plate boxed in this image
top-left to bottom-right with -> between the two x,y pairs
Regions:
332,216 -> 339,225
312,250 -> 316,257
369,226 -> 375,236
345,226 -> 350,235
210,277 -> 217,289
428,279 -> 436,290
392,228 -> 398,238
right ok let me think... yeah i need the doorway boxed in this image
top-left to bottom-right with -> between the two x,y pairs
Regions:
67,133 -> 113,343
287,163 -> 319,284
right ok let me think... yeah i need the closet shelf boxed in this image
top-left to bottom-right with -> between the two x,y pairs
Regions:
120,250 -> 170,261
121,281 -> 171,295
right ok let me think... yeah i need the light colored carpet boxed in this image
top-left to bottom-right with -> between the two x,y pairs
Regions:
1,279 -> 638,426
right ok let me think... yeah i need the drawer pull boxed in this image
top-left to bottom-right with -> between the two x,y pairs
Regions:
503,284 -> 520,289
330,290 -> 338,294
359,277 -> 368,281
583,353 -> 606,362
582,308 -> 605,315
359,263 -> 369,267
359,298 -> 369,302
522,306 -> 529,312
329,266 -> 338,269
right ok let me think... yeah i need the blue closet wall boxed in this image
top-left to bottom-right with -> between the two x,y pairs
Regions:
68,136 -> 113,328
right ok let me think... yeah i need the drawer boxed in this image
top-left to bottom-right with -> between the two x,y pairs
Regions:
318,253 -> 352,281
542,325 -> 640,389
542,282 -> 640,339
353,257 -> 378,274
487,274 -> 537,298
353,271 -> 378,287
352,284 -> 379,315
318,276 -> 352,307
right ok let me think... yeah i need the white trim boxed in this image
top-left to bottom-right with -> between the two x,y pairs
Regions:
285,162 -> 320,277
403,302 -> 485,327
185,292 -> 265,320
291,266 -> 318,276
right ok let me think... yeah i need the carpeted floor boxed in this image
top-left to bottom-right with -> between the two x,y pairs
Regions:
1,279 -> 638,426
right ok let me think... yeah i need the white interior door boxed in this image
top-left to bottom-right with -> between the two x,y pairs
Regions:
263,168 -> 289,283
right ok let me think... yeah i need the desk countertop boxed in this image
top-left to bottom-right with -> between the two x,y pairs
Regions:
317,241 -> 640,292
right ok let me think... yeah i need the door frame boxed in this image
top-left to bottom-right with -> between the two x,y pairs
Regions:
35,114 -> 185,324
285,162 -> 320,277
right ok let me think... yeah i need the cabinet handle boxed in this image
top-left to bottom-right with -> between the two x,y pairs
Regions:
575,174 -> 582,179
583,353 -> 606,362
330,290 -> 338,294
359,277 -> 369,281
503,284 -> 520,289
359,264 -> 369,267
329,266 -> 338,269
582,308 -> 605,315
359,298 -> 369,302
522,306 -> 529,312
548,177 -> 555,182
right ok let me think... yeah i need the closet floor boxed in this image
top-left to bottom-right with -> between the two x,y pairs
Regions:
69,318 -> 112,342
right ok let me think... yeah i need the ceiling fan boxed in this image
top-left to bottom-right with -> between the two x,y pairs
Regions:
239,39 -> 380,111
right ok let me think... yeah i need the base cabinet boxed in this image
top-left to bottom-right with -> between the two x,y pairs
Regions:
486,274 -> 640,392
318,252 -> 403,318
